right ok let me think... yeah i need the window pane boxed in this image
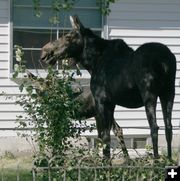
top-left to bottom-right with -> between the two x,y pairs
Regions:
12,1 -> 102,70
13,29 -> 57,69
133,138 -> 147,149
13,0 -> 101,29
13,29 -> 57,48
110,138 -> 132,149
124,138 -> 132,149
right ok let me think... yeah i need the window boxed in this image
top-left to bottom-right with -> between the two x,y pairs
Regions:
133,138 -> 147,149
88,136 -> 148,150
110,137 -> 147,149
12,0 -> 102,71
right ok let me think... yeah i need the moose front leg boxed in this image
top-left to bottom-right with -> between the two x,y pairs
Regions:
95,100 -> 115,159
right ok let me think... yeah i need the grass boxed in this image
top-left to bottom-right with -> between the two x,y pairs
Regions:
0,169 -> 32,181
0,154 -> 33,181
0,154 -> 52,181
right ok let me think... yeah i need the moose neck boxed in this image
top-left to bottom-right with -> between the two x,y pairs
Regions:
79,35 -> 107,74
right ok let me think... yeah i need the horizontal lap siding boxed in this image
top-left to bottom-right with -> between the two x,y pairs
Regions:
0,0 -> 22,136
0,0 -> 179,137
105,0 -> 180,135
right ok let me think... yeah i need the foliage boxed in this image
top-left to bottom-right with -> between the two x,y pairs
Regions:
13,45 -> 87,156
32,0 -> 117,21
97,0 -> 117,15
13,45 -> 26,78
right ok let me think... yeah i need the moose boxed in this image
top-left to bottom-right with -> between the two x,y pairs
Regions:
40,15 -> 176,159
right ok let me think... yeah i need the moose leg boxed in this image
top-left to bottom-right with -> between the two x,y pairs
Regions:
73,88 -> 96,119
75,88 -> 112,157
75,88 -> 128,157
112,121 -> 129,158
96,113 -> 129,158
160,92 -> 174,159
143,94 -> 159,158
95,101 -> 115,158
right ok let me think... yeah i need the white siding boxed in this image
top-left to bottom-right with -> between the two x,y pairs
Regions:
105,0 -> 180,136
0,0 -> 179,141
0,0 -> 21,136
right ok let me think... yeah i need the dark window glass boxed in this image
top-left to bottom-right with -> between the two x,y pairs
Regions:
133,138 -> 147,149
12,1 -> 102,70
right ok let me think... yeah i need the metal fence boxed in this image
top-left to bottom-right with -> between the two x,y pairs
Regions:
32,156 -> 166,181
0,148 -> 180,181
32,165 -> 165,181
0,155 -> 166,181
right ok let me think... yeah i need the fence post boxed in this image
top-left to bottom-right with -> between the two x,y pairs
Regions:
94,168 -> 97,181
63,169 -> 66,181
48,163 -> 51,181
32,168 -> 36,181
178,130 -> 180,165
107,168 -> 111,181
32,155 -> 49,181
78,166 -> 81,181
1,163 -> 4,181
136,170 -> 139,181
17,161 -> 20,181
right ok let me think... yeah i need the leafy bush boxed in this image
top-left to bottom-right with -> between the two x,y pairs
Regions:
13,45 -> 85,156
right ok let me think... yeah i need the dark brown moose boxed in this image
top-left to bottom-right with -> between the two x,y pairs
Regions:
40,15 -> 176,159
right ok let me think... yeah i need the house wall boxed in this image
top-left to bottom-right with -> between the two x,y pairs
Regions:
0,0 -> 17,137
0,0 -> 179,151
0,0 -> 25,138
105,0 -> 180,147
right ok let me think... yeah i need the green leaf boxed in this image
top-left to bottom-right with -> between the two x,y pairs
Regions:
26,85 -> 33,92
12,71 -> 18,79
14,64 -> 19,72
19,83 -> 24,92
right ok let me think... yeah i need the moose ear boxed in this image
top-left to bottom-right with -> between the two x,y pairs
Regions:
70,15 -> 85,33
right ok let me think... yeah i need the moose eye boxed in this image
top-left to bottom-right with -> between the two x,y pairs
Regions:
65,35 -> 72,41
48,51 -> 54,57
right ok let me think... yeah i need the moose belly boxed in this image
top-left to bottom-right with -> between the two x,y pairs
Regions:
113,88 -> 144,108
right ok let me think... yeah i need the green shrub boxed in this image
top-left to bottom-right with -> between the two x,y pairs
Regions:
13,45 -> 84,157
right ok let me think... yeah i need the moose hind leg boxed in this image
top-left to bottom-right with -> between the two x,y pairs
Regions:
144,94 -> 159,158
160,92 -> 174,159
112,121 -> 129,158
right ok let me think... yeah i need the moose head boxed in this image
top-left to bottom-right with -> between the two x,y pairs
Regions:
40,15 -> 102,73
40,16 -> 86,64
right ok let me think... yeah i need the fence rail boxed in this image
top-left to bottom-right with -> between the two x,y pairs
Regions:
0,155 -> 168,181
32,165 -> 165,181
